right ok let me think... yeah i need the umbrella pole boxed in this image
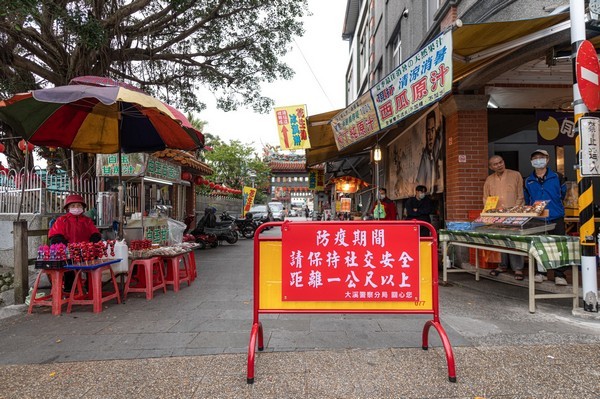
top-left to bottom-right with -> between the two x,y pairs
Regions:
118,147 -> 125,240
16,145 -> 30,222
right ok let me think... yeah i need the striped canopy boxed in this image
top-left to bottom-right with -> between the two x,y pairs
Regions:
0,84 -> 203,154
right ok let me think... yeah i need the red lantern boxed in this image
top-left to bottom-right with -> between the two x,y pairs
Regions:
209,182 -> 215,189
0,143 -> 5,153
18,139 -> 34,154
194,176 -> 202,185
181,172 -> 192,181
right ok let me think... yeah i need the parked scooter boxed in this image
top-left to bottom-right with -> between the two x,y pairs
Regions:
220,211 -> 257,239
208,219 -> 239,244
184,209 -> 219,249
251,211 -> 273,231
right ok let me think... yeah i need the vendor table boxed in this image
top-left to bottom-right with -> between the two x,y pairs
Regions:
439,229 -> 580,313
65,259 -> 122,313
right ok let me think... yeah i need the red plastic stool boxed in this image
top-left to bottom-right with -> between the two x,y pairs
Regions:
28,269 -> 70,316
186,250 -> 197,281
124,257 -> 166,300
67,264 -> 121,313
163,254 -> 191,292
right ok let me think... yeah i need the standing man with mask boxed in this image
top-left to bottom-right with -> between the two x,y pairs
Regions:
483,155 -> 525,280
372,188 -> 398,220
524,149 -> 568,285
404,185 -> 434,236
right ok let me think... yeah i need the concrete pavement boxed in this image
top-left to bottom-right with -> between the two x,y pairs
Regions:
1,220 -> 599,398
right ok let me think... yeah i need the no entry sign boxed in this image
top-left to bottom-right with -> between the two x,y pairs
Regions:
576,40 -> 600,111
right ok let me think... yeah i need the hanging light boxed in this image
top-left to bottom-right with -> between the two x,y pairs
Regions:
373,144 -> 382,162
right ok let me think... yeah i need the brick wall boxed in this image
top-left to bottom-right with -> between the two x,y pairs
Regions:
442,95 -> 489,221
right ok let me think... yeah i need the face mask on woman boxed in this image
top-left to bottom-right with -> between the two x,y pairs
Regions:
69,208 -> 84,216
377,194 -> 384,200
531,158 -> 547,169
417,193 -> 426,200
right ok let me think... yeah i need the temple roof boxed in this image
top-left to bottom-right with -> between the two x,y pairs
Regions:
153,149 -> 213,175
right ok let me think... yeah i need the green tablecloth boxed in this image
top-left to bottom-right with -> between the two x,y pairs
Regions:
439,229 -> 580,271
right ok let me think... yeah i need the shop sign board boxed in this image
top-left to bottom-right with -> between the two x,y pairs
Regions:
97,154 -> 180,183
281,223 -> 421,302
579,116 -> 600,176
146,157 -> 180,182
576,40 -> 600,112
274,104 -> 311,150
330,31 -> 452,151
308,168 -> 324,191
97,153 -> 146,177
331,92 -> 380,150
372,30 -> 452,130
340,197 -> 351,213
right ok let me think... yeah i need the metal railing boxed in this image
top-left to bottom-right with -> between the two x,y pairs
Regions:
0,167 -> 98,215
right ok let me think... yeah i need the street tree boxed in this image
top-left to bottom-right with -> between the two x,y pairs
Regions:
202,139 -> 270,201
0,0 -> 309,169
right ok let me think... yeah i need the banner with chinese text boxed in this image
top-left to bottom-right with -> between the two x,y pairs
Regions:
274,104 -> 311,150
331,93 -> 380,150
372,31 -> 452,130
308,168 -> 324,191
282,223 -> 420,302
242,186 -> 257,216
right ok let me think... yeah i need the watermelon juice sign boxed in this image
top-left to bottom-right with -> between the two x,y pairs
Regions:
372,31 -> 452,130
282,223 -> 420,302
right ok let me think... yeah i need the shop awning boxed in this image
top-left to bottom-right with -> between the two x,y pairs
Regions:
452,13 -> 571,82
305,109 -> 344,166
306,108 -> 428,167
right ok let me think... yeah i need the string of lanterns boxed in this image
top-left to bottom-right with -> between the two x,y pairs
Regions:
0,139 -> 35,155
180,172 -> 242,195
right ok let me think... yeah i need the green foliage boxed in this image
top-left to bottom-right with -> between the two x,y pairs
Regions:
202,139 -> 270,195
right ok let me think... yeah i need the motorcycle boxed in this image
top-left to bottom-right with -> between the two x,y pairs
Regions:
206,219 -> 239,245
251,212 -> 273,231
184,210 -> 220,249
220,211 -> 257,239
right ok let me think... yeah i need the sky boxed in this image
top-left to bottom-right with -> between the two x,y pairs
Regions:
194,0 -> 349,153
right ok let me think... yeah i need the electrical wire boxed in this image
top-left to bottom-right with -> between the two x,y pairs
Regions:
292,38 -> 335,109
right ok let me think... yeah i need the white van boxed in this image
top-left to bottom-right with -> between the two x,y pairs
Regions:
268,201 -> 285,221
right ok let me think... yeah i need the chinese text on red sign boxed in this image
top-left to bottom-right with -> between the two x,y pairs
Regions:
282,224 -> 420,302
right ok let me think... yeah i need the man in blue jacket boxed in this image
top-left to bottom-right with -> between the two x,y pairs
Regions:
524,149 -> 568,285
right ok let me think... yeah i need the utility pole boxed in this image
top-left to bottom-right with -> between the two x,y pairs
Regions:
571,0 -> 598,312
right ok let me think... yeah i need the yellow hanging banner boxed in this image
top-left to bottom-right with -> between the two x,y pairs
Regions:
274,104 -> 311,150
242,186 -> 257,216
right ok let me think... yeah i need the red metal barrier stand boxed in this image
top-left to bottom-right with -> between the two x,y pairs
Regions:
421,226 -> 456,381
246,220 -> 456,384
